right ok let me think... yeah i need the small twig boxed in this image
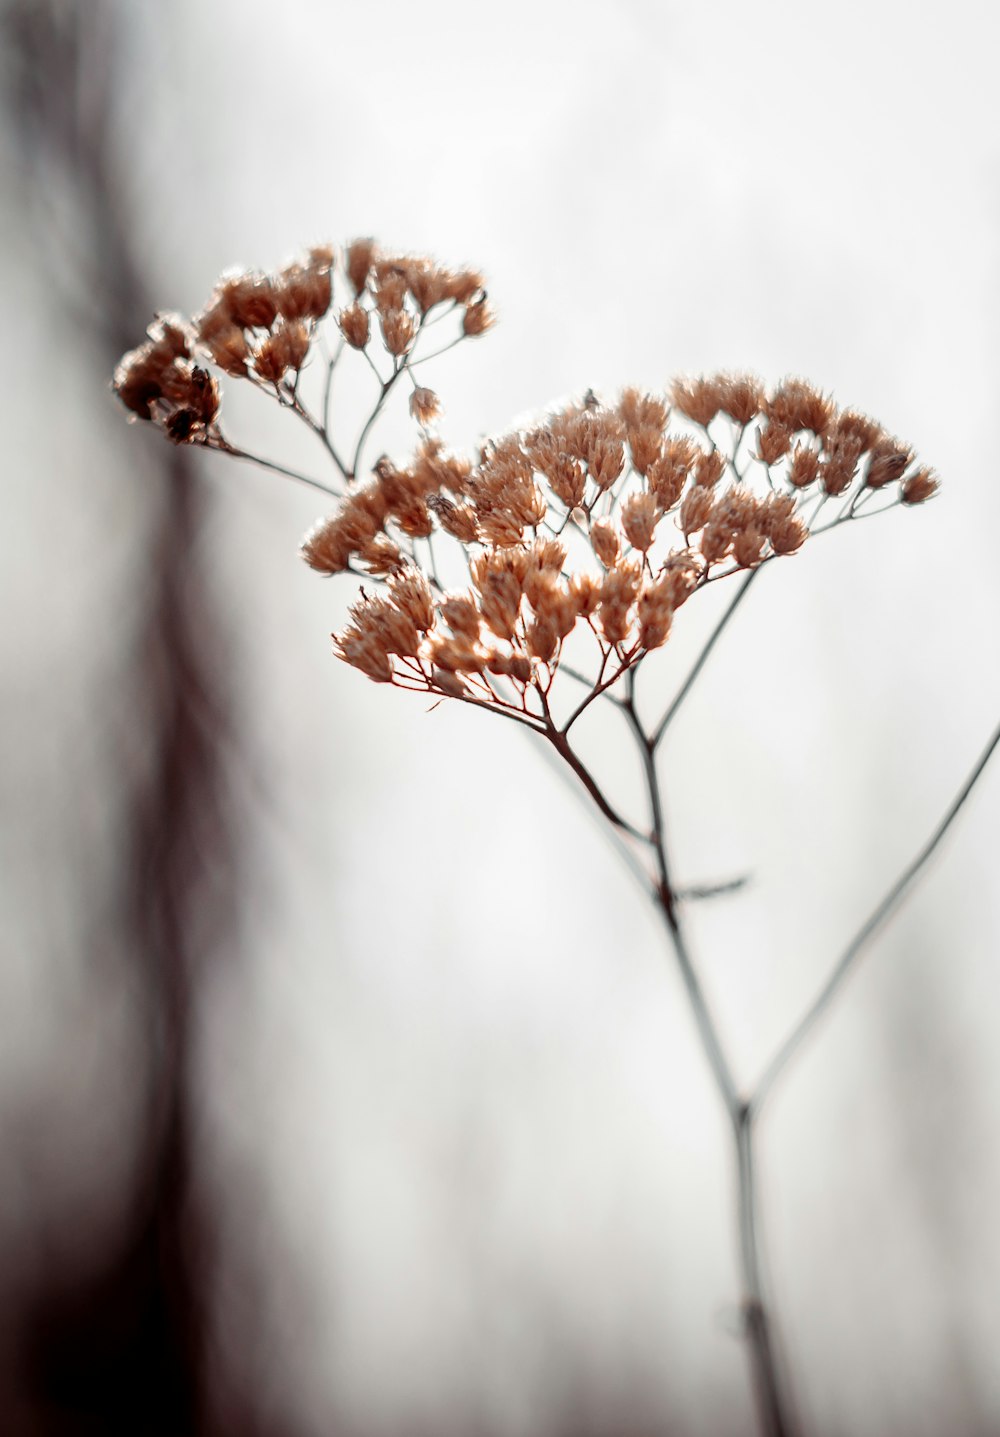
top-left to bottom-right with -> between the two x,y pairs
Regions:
209,435 -> 340,499
751,713 -> 1000,1115
652,569 -> 759,748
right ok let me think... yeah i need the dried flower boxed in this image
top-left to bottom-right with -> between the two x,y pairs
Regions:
409,387 -> 440,426
338,303 -> 370,350
112,239 -> 936,720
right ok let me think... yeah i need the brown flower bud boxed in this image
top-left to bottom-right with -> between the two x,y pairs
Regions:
409,386 -> 441,426
901,468 -> 939,504
672,376 -> 724,428
526,617 -> 559,663
359,536 -> 403,576
389,570 -> 436,631
429,495 -> 479,542
202,321 -> 250,377
788,444 -> 821,489
679,486 -> 714,535
637,579 -> 675,651
590,517 -> 620,567
347,238 -> 376,295
598,561 -> 641,646
719,374 -> 764,426
766,379 -> 834,436
832,411 -> 882,452
462,298 -> 495,336
694,449 -> 725,488
821,435 -> 862,496
648,439 -> 697,510
865,437 -> 912,489
621,491 -> 659,552
589,435 -> 626,490
338,303 -> 370,349
700,520 -> 733,565
252,319 -> 310,383
381,308 -> 415,357
733,526 -> 765,568
336,626 -> 394,683
757,422 -> 793,465
431,636 -> 486,673
217,272 -> 279,330
569,573 -> 601,619
441,594 -> 482,642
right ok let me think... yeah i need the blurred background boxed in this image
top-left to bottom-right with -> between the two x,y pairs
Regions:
2,1 -> 999,1433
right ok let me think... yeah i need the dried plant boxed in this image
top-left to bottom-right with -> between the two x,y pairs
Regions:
114,240 -> 999,1437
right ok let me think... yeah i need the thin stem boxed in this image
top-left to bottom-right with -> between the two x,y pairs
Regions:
622,694 -> 792,1437
735,1107 -> 792,1437
546,728 -> 650,843
209,436 -> 341,499
652,569 -> 759,748
352,361 -> 407,479
751,714 -> 1000,1114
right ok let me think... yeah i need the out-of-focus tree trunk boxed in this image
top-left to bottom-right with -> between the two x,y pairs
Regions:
2,2 -> 242,1431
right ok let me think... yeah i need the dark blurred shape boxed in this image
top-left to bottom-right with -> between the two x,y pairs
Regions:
2,1 -> 241,1431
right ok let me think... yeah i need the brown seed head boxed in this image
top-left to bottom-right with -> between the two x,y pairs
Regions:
758,493 -> 807,554
443,270 -> 486,304
821,434 -> 863,495
381,307 -> 416,357
359,536 -> 403,576
733,526 -> 765,568
373,263 -> 409,315
865,436 -> 912,489
525,537 -> 567,576
347,238 -> 376,295
619,389 -> 669,474
832,410 -> 883,452
788,443 -> 821,489
590,517 -> 621,567
388,569 -> 436,630
441,593 -> 482,642
719,374 -> 764,426
700,519 -> 733,565
649,438 -> 698,509
409,386 -> 441,426
336,624 -> 394,683
766,379 -> 835,436
338,302 -> 370,350
637,578 -> 675,651
598,561 -> 641,645
757,421 -> 793,465
569,572 -> 602,619
901,467 -> 939,505
201,321 -> 250,377
472,552 -> 524,641
526,431 -> 587,508
658,551 -> 703,608
679,486 -> 715,535
216,271 -> 279,330
277,255 -> 332,321
462,297 -> 495,336
428,495 -> 479,543
252,319 -> 310,384
431,636 -> 486,673
622,491 -> 659,552
694,449 -> 725,488
672,376 -> 725,428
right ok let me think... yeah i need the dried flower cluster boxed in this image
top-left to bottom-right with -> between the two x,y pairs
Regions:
114,240 -> 491,451
304,377 -> 936,719
113,241 -> 937,729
